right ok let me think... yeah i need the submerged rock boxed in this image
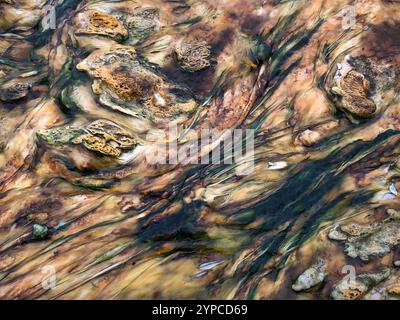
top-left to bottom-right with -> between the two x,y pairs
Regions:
348,55 -> 397,97
125,8 -> 160,43
328,224 -> 348,241
331,268 -> 390,300
328,221 -> 400,261
37,126 -> 84,146
72,120 -> 136,157
38,119 -> 136,158
386,283 -> 400,296
345,222 -> 400,261
292,259 -> 326,292
174,40 -> 211,72
340,223 -> 375,237
328,222 -> 375,241
74,10 -> 128,42
331,69 -> 376,121
0,82 -> 30,101
76,45 -> 197,122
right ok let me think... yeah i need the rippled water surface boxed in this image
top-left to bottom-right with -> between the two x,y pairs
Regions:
1,0 -> 400,300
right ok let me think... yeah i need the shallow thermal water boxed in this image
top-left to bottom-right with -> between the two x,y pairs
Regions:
0,0 -> 400,300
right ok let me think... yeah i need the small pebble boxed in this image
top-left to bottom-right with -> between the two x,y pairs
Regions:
32,224 -> 49,240
389,183 -> 398,195
267,161 -> 287,170
292,259 -> 326,292
328,224 -> 348,241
